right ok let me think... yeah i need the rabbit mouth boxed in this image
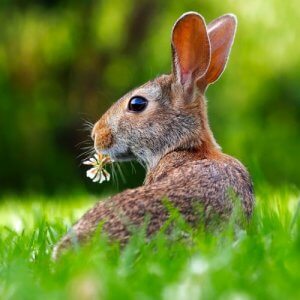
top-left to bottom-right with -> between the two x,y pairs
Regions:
100,147 -> 135,162
113,151 -> 135,161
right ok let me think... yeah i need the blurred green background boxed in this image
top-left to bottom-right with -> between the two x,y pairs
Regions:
0,0 -> 299,195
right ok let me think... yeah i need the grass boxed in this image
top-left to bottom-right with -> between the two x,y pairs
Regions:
0,186 -> 300,300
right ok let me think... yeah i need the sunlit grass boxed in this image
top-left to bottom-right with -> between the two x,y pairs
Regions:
0,187 -> 299,300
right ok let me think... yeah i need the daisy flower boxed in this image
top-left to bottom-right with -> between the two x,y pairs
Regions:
83,153 -> 112,184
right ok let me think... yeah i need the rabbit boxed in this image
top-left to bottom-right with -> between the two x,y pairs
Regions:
52,12 -> 254,259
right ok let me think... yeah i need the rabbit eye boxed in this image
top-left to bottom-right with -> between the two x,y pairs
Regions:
128,96 -> 148,112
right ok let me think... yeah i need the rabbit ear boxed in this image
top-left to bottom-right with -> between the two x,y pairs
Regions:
171,12 -> 211,90
201,14 -> 237,88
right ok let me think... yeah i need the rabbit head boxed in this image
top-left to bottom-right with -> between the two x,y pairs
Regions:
92,12 -> 237,169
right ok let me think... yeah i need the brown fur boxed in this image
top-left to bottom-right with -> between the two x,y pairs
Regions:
52,12 -> 254,259
92,118 -> 113,150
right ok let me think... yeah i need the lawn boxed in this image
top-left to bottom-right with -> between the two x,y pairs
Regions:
0,186 -> 299,300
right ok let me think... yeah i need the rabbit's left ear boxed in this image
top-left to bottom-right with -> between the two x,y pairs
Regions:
171,12 -> 210,91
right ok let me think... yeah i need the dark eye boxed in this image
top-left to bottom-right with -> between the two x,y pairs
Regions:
128,96 -> 148,112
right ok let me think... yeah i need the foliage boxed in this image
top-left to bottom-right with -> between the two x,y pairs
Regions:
0,0 -> 299,194
0,187 -> 300,299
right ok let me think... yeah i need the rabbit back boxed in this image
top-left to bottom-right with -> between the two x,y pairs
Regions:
52,153 -> 253,259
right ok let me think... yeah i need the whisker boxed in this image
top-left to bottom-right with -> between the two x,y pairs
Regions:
80,117 -> 94,125
116,162 -> 126,183
130,161 -> 137,174
77,148 -> 95,162
80,118 -> 95,134
76,141 -> 93,149
110,163 -> 115,185
111,163 -> 119,189
78,127 -> 93,133
135,157 -> 146,171
79,144 -> 94,150
78,146 -> 94,155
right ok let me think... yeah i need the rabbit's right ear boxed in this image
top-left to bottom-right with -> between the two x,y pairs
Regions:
200,14 -> 237,89
171,12 -> 210,92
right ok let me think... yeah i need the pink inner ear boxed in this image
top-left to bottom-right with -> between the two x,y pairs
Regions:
172,13 -> 210,87
181,71 -> 192,86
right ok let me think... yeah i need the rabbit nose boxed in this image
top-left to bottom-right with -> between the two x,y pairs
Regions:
92,120 -> 113,151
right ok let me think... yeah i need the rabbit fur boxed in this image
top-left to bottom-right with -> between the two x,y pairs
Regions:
52,12 -> 254,259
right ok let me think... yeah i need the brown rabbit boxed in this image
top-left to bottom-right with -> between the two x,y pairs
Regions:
53,12 -> 254,259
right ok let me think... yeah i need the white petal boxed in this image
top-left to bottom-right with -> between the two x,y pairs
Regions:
106,173 -> 111,181
86,167 -> 98,179
99,172 -> 106,183
93,172 -> 101,182
90,157 -> 97,163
